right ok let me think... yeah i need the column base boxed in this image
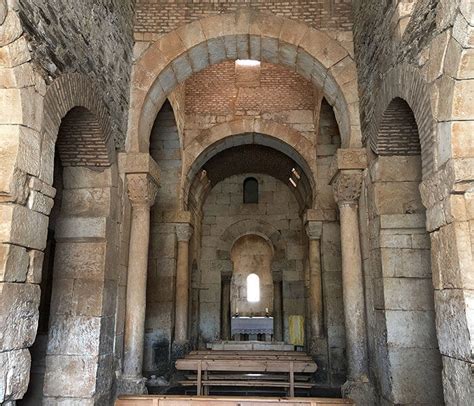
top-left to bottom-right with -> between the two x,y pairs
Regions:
117,375 -> 148,395
342,379 -> 375,405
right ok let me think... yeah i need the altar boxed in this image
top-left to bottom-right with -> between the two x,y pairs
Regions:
231,316 -> 274,341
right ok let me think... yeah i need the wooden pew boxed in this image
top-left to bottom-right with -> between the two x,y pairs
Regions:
175,352 -> 317,397
116,395 -> 355,406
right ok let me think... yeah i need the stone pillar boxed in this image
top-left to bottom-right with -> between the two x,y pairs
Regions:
305,220 -> 323,339
273,276 -> 283,342
330,149 -> 374,404
221,273 -> 231,340
174,222 -> 193,344
122,173 -> 158,392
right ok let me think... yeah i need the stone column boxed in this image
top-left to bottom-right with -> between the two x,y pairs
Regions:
273,276 -> 283,342
174,222 -> 193,344
221,273 -> 231,341
332,168 -> 373,403
305,220 -> 324,339
122,173 -> 158,392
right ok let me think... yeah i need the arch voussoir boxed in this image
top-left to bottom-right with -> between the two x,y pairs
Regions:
129,10 -> 361,154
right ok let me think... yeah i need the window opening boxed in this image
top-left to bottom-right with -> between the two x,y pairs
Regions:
247,273 -> 260,302
243,177 -> 258,203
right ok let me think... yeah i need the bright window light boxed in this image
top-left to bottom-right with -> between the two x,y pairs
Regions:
247,273 -> 260,302
236,59 -> 261,67
291,168 -> 301,180
289,177 -> 297,187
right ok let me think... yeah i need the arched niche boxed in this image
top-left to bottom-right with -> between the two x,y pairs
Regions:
22,75 -> 119,405
367,96 -> 444,405
230,234 -> 274,316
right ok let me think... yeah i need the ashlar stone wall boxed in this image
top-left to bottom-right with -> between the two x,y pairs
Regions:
197,173 -> 346,385
199,173 -> 305,344
354,0 -> 474,404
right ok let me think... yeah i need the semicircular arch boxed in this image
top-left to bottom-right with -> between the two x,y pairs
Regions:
183,118 -> 317,185
127,9 -> 360,153
40,73 -> 115,184
367,64 -> 436,177
219,219 -> 282,258
182,128 -> 316,211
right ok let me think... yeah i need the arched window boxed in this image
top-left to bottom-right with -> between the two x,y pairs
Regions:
243,177 -> 258,203
247,273 -> 260,302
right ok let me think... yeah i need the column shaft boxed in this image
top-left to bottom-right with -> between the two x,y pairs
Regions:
175,239 -> 190,342
123,204 -> 151,378
339,202 -> 369,380
273,281 -> 283,341
221,278 -> 231,340
308,238 -> 323,338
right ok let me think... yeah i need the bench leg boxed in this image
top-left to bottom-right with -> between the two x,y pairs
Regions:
289,361 -> 295,397
197,360 -> 202,396
204,370 -> 209,395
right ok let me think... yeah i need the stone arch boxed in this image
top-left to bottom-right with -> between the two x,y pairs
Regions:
219,219 -> 282,259
183,128 -> 316,211
40,73 -> 115,184
183,118 -> 317,185
367,64 -> 436,177
127,9 -> 361,153
29,73 -> 120,404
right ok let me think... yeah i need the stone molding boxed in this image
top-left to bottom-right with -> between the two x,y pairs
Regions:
332,170 -> 363,206
126,173 -> 158,207
305,220 -> 323,240
176,223 -> 193,242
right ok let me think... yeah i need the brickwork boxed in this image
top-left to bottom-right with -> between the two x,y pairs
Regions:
57,108 -> 111,167
134,0 -> 353,36
18,0 -> 135,147
372,97 -> 421,156
185,61 -> 315,115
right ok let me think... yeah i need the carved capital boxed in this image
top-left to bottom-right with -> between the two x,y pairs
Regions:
176,223 -> 193,242
222,272 -> 233,283
332,170 -> 363,206
305,220 -> 322,240
126,173 -> 159,207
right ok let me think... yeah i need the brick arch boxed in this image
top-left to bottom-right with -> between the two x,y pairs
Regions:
371,97 -> 421,156
367,64 -> 436,177
40,73 -> 115,184
127,9 -> 360,153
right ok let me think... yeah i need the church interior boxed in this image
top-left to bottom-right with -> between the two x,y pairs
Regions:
0,1 -> 473,405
